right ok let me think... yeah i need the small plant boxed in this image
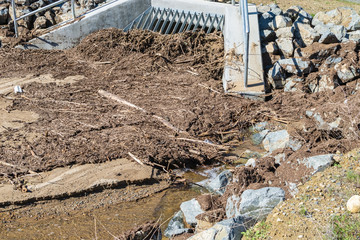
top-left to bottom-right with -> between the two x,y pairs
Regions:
242,221 -> 270,240
330,213 -> 360,240
299,206 -> 308,216
346,170 -> 360,185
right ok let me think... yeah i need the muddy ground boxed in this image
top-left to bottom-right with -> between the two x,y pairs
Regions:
1,29 -> 360,238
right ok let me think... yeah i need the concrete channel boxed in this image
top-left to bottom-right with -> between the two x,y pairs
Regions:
19,0 -> 265,96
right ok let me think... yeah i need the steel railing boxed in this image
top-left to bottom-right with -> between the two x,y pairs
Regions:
11,0 -> 76,38
232,0 -> 250,88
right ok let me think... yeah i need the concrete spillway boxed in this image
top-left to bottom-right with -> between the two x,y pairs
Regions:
19,0 -> 265,97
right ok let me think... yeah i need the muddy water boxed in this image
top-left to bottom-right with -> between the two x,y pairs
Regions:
0,187 -> 200,240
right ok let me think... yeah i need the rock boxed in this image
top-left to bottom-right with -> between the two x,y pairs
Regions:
260,29 -> 276,42
347,195 -> 360,213
237,187 -> 285,220
284,77 -> 303,92
307,111 -> 341,130
285,6 -> 304,21
273,15 -> 292,30
348,30 -> 360,42
264,42 -> 279,55
251,129 -> 269,145
288,138 -> 302,151
277,58 -> 314,76
300,154 -> 334,174
267,62 -> 287,89
274,153 -> 285,165
207,170 -> 232,195
262,130 -> 290,152
245,158 -> 256,167
276,38 -> 294,57
0,5 -> 8,25
313,7 -> 360,31
226,195 -> 241,218
188,216 -> 251,240
324,56 -> 342,67
30,0 -> 46,10
268,3 -> 282,16
259,12 -> 275,30
164,211 -> 190,238
310,75 -> 335,93
293,23 -> 320,47
250,121 -> 268,132
44,10 -> 56,26
9,6 -> 33,29
287,182 -> 299,197
275,26 -> 294,39
257,5 -> 271,14
318,31 -> 339,44
33,15 -> 48,29
180,199 -> 204,227
335,62 -> 359,83
330,25 -> 347,42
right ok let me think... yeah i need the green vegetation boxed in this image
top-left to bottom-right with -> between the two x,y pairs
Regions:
346,170 -> 360,185
299,206 -> 308,216
330,213 -> 360,240
242,221 -> 271,240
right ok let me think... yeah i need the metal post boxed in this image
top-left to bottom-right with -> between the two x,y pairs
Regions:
11,0 -> 18,38
231,0 -> 235,5
241,0 -> 250,88
71,0 -> 76,19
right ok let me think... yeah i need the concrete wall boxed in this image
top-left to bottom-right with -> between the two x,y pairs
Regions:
21,0 -> 151,49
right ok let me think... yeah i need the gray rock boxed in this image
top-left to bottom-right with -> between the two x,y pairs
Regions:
307,111 -> 342,130
273,15 -> 292,30
319,31 -> 340,44
274,153 -> 285,165
33,15 -> 47,29
285,5 -> 303,21
293,23 -> 320,47
262,130 -> 289,152
276,38 -> 294,57
245,158 -> 256,168
9,6 -> 33,28
268,3 -> 282,16
331,25 -> 347,42
250,121 -> 268,132
335,62 -> 359,83
264,42 -> 279,55
348,30 -> 360,42
313,7 -> 360,31
251,129 -> 269,145
300,154 -> 335,174
226,195 -> 241,218
239,187 -> 285,220
288,138 -> 302,151
260,29 -> 276,42
180,199 -> 204,227
188,215 -> 253,240
207,170 -> 232,195
275,26 -> 294,39
267,62 -> 287,89
287,182 -> 299,197
277,58 -> 314,76
164,211 -> 190,238
259,12 -> 275,30
324,56 -> 342,67
257,5 -> 271,14
284,77 -> 303,92
0,5 -> 8,25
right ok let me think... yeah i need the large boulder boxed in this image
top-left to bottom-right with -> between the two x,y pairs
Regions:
276,38 -> 294,57
293,23 -> 320,47
277,58 -> 314,76
272,15 -> 292,30
180,199 -> 204,227
267,62 -> 287,89
275,26 -> 294,39
164,211 -> 190,238
226,187 -> 285,220
300,154 -> 335,174
313,7 -> 360,31
262,130 -> 290,152
334,61 -> 359,83
315,24 -> 347,43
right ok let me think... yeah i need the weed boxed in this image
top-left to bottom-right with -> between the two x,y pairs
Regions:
242,221 -> 271,240
330,213 -> 360,240
299,206 -> 308,216
346,170 -> 360,185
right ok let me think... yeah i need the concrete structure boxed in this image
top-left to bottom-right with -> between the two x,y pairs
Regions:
19,0 -> 264,96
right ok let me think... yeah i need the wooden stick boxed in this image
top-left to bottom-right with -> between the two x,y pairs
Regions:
177,137 -> 228,150
198,83 -> 221,94
128,152 -> 144,166
98,90 -> 186,134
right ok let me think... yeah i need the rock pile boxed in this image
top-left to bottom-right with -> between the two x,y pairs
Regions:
261,4 -> 360,93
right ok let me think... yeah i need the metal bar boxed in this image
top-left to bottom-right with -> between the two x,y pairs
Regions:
165,10 -> 178,34
207,15 -> 217,34
17,0 -> 67,21
186,12 -> 197,31
216,15 -> 224,31
71,0 -> 76,18
147,7 -> 161,30
232,0 -> 235,5
201,14 -> 211,31
172,10 -> 185,34
178,11 -> 191,33
241,0 -> 250,88
193,12 -> 204,32
11,0 -> 18,38
153,8 -> 166,32
142,7 -> 154,30
137,7 -> 151,29
160,8 -> 172,34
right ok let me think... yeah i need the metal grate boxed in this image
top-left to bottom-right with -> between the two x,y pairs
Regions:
124,7 -> 224,34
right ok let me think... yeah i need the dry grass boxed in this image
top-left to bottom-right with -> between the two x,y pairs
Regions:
247,0 -> 360,15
